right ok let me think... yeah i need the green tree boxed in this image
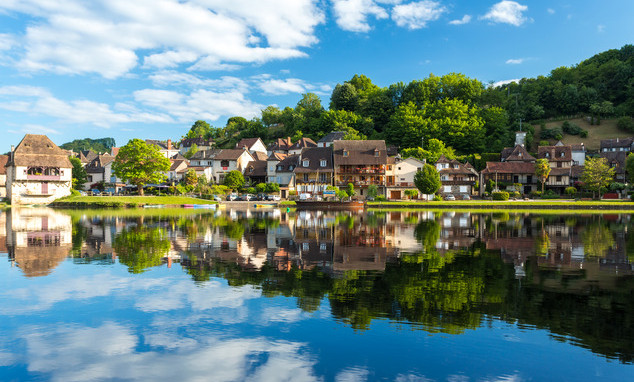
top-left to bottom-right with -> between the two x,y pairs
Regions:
330,82 -> 359,111
183,169 -> 198,188
535,158 -> 551,194
184,143 -> 199,159
366,184 -> 378,199
346,183 -> 356,198
265,183 -> 280,193
414,164 -> 441,196
261,106 -> 283,127
400,138 -> 456,164
581,157 -> 616,199
256,183 -> 267,193
69,156 -> 87,190
113,139 -> 170,196
626,153 -> 634,183
184,120 -> 213,139
223,170 -> 245,190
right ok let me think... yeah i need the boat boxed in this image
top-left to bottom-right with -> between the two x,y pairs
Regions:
183,204 -> 217,210
295,201 -> 365,210
254,203 -> 276,208
143,204 -> 165,209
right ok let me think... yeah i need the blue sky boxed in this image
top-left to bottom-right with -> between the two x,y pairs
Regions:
0,0 -> 632,149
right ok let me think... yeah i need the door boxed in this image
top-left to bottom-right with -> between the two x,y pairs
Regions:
390,191 -> 401,199
41,183 -> 48,195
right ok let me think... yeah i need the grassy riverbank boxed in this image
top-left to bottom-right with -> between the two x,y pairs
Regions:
50,195 -> 217,208
366,199 -> 634,210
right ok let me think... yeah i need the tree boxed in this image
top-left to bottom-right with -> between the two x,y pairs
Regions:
183,143 -> 199,159
113,139 -> 170,196
626,153 -> 634,183
535,159 -> 551,194
414,164 -> 441,196
256,183 -> 267,193
366,184 -> 378,199
183,169 -> 198,188
265,183 -> 280,193
346,183 -> 356,199
184,120 -> 212,139
581,157 -> 615,199
400,138 -> 455,164
69,156 -> 87,190
223,170 -> 245,190
330,83 -> 358,111
114,226 -> 170,274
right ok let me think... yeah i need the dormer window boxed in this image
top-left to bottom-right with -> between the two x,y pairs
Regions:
320,160 -> 327,167
343,150 -> 349,157
545,153 -> 549,158
277,165 -> 283,171
560,152 -> 564,157
289,165 -> 295,171
303,159 -> 309,167
374,149 -> 379,157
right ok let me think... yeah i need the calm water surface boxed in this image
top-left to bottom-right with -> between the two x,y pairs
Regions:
1,207 -> 633,381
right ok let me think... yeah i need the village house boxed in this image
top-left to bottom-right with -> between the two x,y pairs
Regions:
145,139 -> 179,159
167,156 -> 189,183
190,148 -> 254,184
294,147 -> 334,195
0,155 -> 8,199
288,137 -> 318,155
84,153 -> 116,189
5,134 -> 72,205
599,138 -> 632,183
537,144 -> 573,193
235,137 -> 268,155
480,145 -> 538,195
435,155 -> 479,197
267,137 -> 294,156
333,140 -> 387,199
179,137 -> 214,155
600,137 -> 634,153
269,154 -> 298,198
317,131 -> 346,148
189,149 -> 222,181
385,156 -> 425,200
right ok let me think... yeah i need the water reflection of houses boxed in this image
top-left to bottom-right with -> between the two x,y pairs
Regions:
5,208 -> 72,277
436,211 -> 478,254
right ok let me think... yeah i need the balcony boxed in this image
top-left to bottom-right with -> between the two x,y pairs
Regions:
27,175 -> 61,181
336,180 -> 385,187
386,182 -> 415,187
337,166 -> 385,175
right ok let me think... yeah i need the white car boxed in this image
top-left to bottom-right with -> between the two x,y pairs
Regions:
267,194 -> 281,201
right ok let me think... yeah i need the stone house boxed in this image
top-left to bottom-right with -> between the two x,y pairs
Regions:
5,134 -> 72,205
294,147 -> 334,195
435,155 -> 479,197
145,139 -> 179,159
333,140 -> 387,199
481,145 -> 538,195
269,154 -> 298,198
538,145 -> 573,193
179,137 -> 214,155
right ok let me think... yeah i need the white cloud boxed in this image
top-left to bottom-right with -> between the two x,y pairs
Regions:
547,8 -> 555,15
449,15 -> 471,25
490,79 -> 519,88
20,322 -> 321,382
0,0 -> 325,78
597,24 -> 605,33
392,1 -> 446,29
332,0 -> 389,32
482,1 -> 528,26
505,58 -> 524,64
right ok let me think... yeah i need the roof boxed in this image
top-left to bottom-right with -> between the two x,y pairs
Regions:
600,151 -> 627,174
0,155 -> 8,175
252,151 -> 269,161
190,149 -> 222,160
318,131 -> 346,143
235,137 -> 263,150
275,154 -> 300,172
290,137 -> 317,150
570,143 -> 585,151
244,160 -> 268,177
268,137 -> 293,151
538,145 -> 572,161
481,161 -> 536,174
213,149 -> 253,161
268,152 -> 288,161
8,134 -> 72,168
436,155 -> 451,164
295,147 -> 334,173
333,140 -> 387,166
110,147 -> 120,157
501,145 -> 536,162
85,154 -> 116,173
170,159 -> 189,172
145,139 -> 168,150
600,137 -> 634,149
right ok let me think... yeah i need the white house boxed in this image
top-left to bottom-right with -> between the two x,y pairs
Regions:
6,134 -> 72,205
386,156 -> 425,199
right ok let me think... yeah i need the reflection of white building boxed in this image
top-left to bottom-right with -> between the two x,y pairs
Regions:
6,208 -> 72,277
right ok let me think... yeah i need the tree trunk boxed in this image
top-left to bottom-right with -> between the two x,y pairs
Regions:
138,184 -> 144,196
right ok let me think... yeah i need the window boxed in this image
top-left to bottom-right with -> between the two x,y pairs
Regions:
397,167 -> 401,170
374,149 -> 379,157
277,165 -> 283,171
556,175 -> 562,182
320,243 -> 326,252
320,160 -> 327,167
304,174 -> 309,182
443,186 -> 451,192
220,160 -> 229,167
343,150 -> 349,157
289,165 -> 295,171
303,159 -> 309,167
545,153 -> 549,158
320,173 -> 328,182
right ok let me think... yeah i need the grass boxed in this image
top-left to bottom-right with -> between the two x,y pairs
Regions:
60,207 -> 218,218
279,201 -> 297,206
533,117 -> 627,151
367,199 -> 634,210
51,195 -> 217,208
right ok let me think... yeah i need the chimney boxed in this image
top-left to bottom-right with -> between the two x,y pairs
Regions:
167,139 -> 172,150
11,145 -> 14,152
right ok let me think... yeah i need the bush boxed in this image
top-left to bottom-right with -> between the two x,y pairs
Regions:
529,190 -> 542,198
510,191 -> 521,198
562,121 -> 583,135
491,191 -> 509,201
541,127 -> 563,140
70,189 -> 81,197
375,195 -> 386,201
565,187 -> 577,196
580,130 -> 588,138
539,140 -> 550,146
541,189 -> 560,199
433,194 -> 443,201
617,116 -> 634,133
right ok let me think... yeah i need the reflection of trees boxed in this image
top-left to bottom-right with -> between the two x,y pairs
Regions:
114,227 -> 170,273
414,219 -> 440,253
582,221 -> 615,257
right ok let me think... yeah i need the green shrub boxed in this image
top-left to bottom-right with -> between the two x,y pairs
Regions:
539,140 -> 550,146
617,116 -> 634,132
510,191 -> 521,198
529,190 -> 542,198
375,195 -> 386,201
562,121 -> 583,135
491,191 -> 509,200
433,194 -> 443,201
564,186 -> 577,196
580,130 -> 588,138
70,189 -> 81,197
541,127 -> 563,140
541,189 -> 560,199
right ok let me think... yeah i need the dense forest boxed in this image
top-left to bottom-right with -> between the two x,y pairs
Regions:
64,45 -> 634,157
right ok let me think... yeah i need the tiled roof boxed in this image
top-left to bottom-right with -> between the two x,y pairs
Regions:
8,134 -> 72,168
538,145 -> 572,161
0,155 -> 8,174
333,140 -> 387,166
290,137 -> 317,150
268,137 -> 293,151
244,160 -> 268,177
600,137 -> 634,149
318,131 -> 346,143
252,151 -> 269,161
268,152 -> 288,161
190,149 -> 222,160
481,161 -> 536,174
180,137 -> 213,147
501,145 -> 535,162
276,154 -> 300,172
235,138 -> 263,150
436,154 -> 450,163
214,149 -> 252,161
295,147 -> 334,173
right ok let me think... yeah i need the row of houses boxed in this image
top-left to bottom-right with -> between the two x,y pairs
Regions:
2,131 -> 632,204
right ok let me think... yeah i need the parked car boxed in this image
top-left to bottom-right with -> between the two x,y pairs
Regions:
256,193 -> 268,201
461,194 -> 471,200
226,193 -> 238,201
244,194 -> 256,201
267,194 -> 281,201
444,194 -> 456,201
91,189 -> 101,196
211,194 -> 223,202
299,193 -> 311,201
